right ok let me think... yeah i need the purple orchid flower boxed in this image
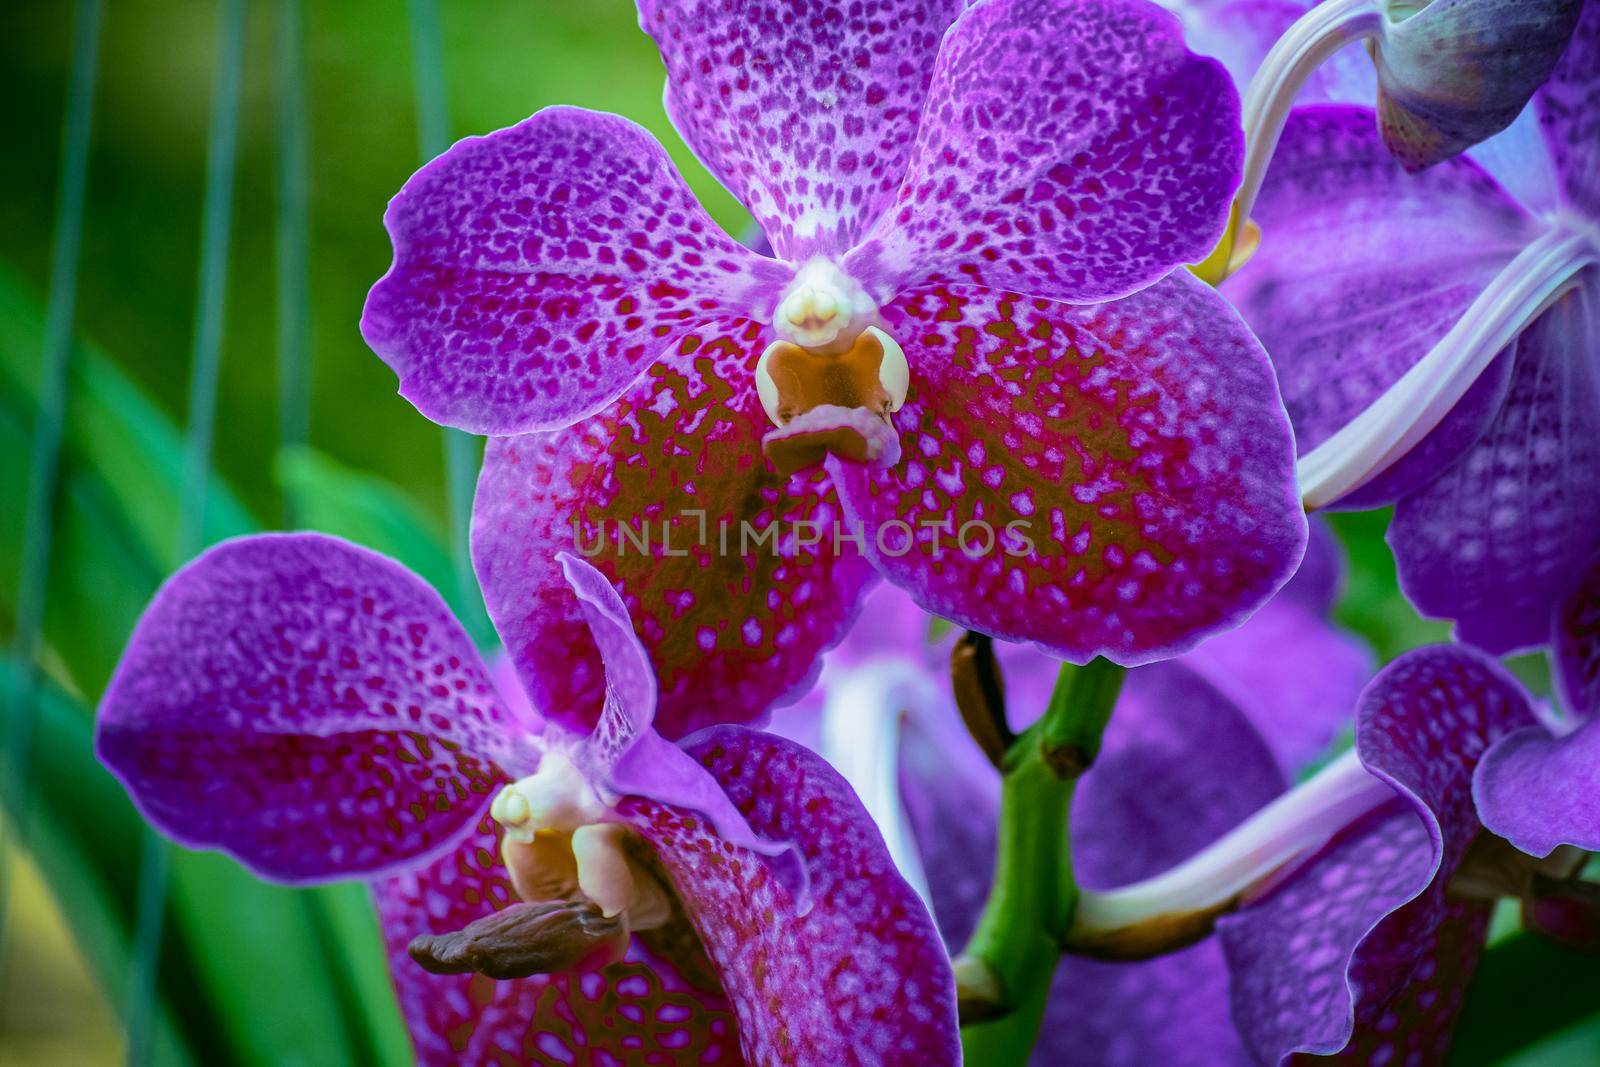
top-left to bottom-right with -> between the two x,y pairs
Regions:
364,0 -> 1309,742
783,526 -> 1599,1063
94,533 -> 957,1064
1225,0 -> 1600,654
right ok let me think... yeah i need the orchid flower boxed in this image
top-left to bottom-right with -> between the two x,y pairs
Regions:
786,526 -> 1600,1062
1225,0 -> 1600,652
365,0 -> 1309,741
95,534 -> 957,1064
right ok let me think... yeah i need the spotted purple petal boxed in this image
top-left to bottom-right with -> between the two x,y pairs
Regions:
361,106 -> 788,435
1390,281 -> 1600,653
638,0 -> 966,260
842,0 -> 1243,306
1218,645 -> 1536,1062
372,813 -> 745,1066
1553,550 -> 1600,717
829,273 -> 1305,666
623,727 -> 959,1064
471,322 -> 876,742
1224,104 -> 1541,455
1537,0 -> 1600,215
1374,0 -> 1584,171
96,534 -> 531,884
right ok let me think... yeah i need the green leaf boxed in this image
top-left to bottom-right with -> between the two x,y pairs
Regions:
1449,933 -> 1600,1066
0,261 -> 408,1063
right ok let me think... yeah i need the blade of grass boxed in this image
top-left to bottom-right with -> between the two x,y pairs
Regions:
0,0 -> 102,967
126,1 -> 247,1061
275,0 -> 312,523
405,0 -> 489,645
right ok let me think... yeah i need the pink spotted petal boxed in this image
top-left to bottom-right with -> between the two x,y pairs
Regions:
471,321 -> 877,741
372,813 -> 746,1066
1537,0 -> 1600,216
1219,645 -> 1536,1062
844,0 -> 1243,306
362,106 -> 788,435
96,534 -> 532,884
623,727 -> 959,1065
638,0 -> 967,260
829,274 -> 1305,665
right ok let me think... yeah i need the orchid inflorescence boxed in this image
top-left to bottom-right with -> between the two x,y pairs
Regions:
94,0 -> 1599,1063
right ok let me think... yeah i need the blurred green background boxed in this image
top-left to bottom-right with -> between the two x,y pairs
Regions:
0,1 -> 1595,1064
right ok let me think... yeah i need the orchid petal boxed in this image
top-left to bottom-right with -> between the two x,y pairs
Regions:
843,0 -> 1243,306
96,534 -> 531,884
1390,281 -> 1600,653
372,814 -> 744,1066
361,106 -> 787,435
638,0 -> 967,260
1218,644 -> 1535,1061
623,727 -> 959,1064
829,273 -> 1305,665
1537,0 -> 1600,215
471,323 -> 876,741
1474,717 -> 1600,857
557,551 -> 657,765
1554,550 -> 1600,718
1183,599 -> 1373,775
1224,104 -> 1541,457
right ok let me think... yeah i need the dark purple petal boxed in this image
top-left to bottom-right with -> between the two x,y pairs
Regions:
1390,281 -> 1600,653
96,534 -> 530,884
361,107 -> 787,435
1474,717 -> 1600,856
1279,514 -> 1346,616
1183,594 -> 1373,775
372,814 -> 746,1066
843,0 -> 1243,306
1219,644 -> 1536,1061
1374,0 -> 1584,171
638,0 -> 967,260
1554,550 -> 1600,717
624,727 -> 959,1065
1537,0 -> 1600,215
471,322 -> 876,742
829,273 -> 1305,666
1224,105 -> 1541,455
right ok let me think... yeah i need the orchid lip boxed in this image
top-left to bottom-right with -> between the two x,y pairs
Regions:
491,751 -> 673,932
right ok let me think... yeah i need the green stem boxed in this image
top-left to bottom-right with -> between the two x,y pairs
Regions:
958,658 -> 1126,1063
